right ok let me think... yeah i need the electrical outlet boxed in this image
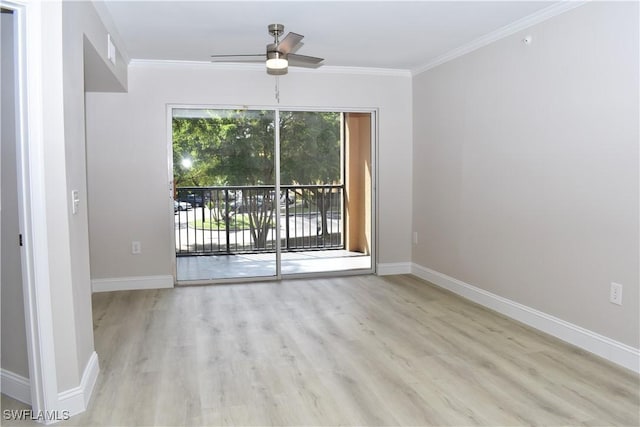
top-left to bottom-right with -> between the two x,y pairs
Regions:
610,282 -> 623,306
413,231 -> 418,245
131,241 -> 141,255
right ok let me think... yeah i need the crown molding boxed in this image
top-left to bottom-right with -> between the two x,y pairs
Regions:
128,59 -> 411,78
411,0 -> 587,76
301,65 -> 411,78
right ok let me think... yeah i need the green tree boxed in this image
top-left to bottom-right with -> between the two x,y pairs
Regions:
172,109 -> 341,249
172,117 -> 223,187
280,111 -> 341,240
209,110 -> 276,249
173,110 -> 276,249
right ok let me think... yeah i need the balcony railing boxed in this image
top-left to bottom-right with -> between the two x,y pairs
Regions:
175,185 -> 344,256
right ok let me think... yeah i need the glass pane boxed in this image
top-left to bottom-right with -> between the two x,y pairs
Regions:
172,109 -> 277,281
279,111 -> 371,275
279,111 -> 342,186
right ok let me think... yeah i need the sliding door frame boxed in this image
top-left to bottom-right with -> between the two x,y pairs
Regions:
167,104 -> 377,284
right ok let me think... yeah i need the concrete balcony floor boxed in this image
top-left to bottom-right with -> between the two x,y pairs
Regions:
176,250 -> 371,282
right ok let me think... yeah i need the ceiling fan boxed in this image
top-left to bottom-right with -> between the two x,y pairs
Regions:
210,24 -> 324,75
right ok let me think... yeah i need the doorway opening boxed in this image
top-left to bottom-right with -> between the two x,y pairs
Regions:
170,108 -> 374,282
1,6 -> 31,406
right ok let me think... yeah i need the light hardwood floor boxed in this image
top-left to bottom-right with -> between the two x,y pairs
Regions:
3,274 -> 639,426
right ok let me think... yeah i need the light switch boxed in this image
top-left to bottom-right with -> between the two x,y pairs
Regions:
107,34 -> 116,65
71,190 -> 80,215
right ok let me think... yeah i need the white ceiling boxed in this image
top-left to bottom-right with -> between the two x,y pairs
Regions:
101,1 -> 560,72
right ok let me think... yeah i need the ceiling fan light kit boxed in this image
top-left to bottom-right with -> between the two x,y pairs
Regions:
266,51 -> 288,71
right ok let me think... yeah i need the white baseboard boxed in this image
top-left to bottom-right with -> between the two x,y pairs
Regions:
57,351 -> 99,416
92,275 -> 174,292
1,369 -> 31,405
411,263 -> 640,373
377,262 -> 412,276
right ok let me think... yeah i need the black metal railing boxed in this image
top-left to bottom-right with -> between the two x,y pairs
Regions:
174,185 -> 344,256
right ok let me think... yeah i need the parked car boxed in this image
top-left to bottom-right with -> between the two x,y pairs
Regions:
178,193 -> 203,207
174,200 -> 192,212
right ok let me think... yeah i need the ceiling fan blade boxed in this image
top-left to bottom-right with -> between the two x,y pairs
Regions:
288,53 -> 324,67
277,32 -> 304,54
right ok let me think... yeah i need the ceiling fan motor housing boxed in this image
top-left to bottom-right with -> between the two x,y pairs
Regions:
267,50 -> 287,61
267,43 -> 282,55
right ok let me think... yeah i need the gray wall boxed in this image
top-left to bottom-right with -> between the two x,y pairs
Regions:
15,0 -> 127,394
58,0 -> 126,390
85,66 -> 412,283
412,1 -> 639,347
1,10 -> 29,380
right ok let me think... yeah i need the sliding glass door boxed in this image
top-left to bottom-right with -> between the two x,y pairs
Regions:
172,109 -> 278,280
171,107 -> 373,282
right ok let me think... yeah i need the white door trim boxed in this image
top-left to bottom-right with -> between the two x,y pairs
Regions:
3,0 -> 60,417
